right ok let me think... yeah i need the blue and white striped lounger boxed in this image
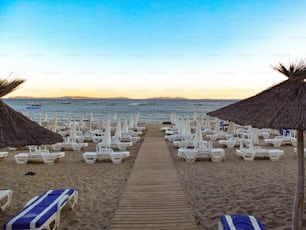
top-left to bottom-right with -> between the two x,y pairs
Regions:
3,188 -> 78,230
219,215 -> 266,230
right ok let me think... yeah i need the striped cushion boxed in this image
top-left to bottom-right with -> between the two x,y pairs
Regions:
4,189 -> 74,230
220,215 -> 266,230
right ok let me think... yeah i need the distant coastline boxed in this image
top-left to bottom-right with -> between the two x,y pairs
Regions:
5,96 -> 239,101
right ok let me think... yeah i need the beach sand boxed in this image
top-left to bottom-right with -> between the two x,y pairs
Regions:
0,130 -> 144,230
0,123 -> 302,230
167,130 -> 298,230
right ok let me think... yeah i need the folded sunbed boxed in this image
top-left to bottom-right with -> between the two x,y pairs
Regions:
4,188 -> 78,230
218,215 -> 266,230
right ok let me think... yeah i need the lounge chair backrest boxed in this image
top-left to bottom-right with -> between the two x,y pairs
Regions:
96,143 -> 113,153
196,141 -> 211,151
28,146 -> 37,153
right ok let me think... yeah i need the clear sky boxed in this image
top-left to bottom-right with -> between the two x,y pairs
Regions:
1,0 -> 306,99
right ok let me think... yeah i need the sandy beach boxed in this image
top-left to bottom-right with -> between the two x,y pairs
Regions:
0,123 -> 302,229
0,129 -> 144,230
167,129 -> 298,230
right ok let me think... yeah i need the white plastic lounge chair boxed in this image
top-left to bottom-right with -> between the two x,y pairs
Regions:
3,188 -> 78,230
0,190 -> 13,211
111,138 -> 132,151
264,135 -> 294,147
121,133 -> 140,143
178,148 -> 198,163
219,138 -> 240,148
51,143 -> 62,151
178,141 -> 225,163
60,142 -> 88,151
218,214 -> 266,230
99,143 -> 129,164
207,132 -> 226,141
14,149 -> 65,165
83,143 -> 130,164
0,152 -> 8,160
236,142 -> 283,161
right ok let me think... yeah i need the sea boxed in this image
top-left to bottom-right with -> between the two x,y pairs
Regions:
3,98 -> 238,123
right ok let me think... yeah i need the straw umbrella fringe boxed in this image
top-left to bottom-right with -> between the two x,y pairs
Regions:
0,79 -> 63,147
0,79 -> 24,97
207,60 -> 306,230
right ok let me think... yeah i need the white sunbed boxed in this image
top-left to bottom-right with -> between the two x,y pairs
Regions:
121,134 -> 140,144
0,190 -> 13,211
52,142 -> 88,151
0,151 -> 8,160
264,136 -> 295,147
173,138 -> 195,148
236,146 -> 283,161
207,132 -> 226,141
218,138 -> 240,148
83,144 -> 130,164
14,150 -> 65,165
111,138 -> 133,151
178,146 -> 225,163
3,188 -> 78,230
63,142 -> 88,151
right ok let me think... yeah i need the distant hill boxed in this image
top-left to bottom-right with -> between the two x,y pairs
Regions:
6,96 -> 130,100
147,97 -> 187,100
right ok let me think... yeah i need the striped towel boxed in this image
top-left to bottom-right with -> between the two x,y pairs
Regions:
220,215 -> 266,230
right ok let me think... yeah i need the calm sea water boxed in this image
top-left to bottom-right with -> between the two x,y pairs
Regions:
4,98 -> 237,123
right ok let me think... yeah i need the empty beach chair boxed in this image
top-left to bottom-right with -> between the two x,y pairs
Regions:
83,150 -> 130,164
4,188 -> 78,230
83,143 -> 130,164
0,190 -> 13,211
14,150 -> 65,165
218,215 -> 266,230
0,151 -> 8,161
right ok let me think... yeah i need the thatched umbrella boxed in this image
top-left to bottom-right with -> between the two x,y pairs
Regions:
207,60 -> 306,229
0,79 -> 63,147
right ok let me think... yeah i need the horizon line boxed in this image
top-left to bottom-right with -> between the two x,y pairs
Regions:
4,96 -> 240,101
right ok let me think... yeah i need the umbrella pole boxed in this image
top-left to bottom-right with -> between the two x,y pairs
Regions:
292,130 -> 304,230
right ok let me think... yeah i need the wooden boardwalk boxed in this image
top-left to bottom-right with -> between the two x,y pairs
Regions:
110,132 -> 199,229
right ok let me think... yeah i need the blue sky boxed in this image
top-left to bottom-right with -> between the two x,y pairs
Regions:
1,0 -> 306,98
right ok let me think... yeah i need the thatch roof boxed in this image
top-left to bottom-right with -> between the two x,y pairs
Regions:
0,79 -> 63,147
207,61 -> 306,130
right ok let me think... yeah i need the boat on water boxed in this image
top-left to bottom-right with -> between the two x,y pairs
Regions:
26,102 -> 42,107
26,102 -> 42,109
61,101 -> 71,104
128,102 -> 156,106
86,101 -> 99,104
